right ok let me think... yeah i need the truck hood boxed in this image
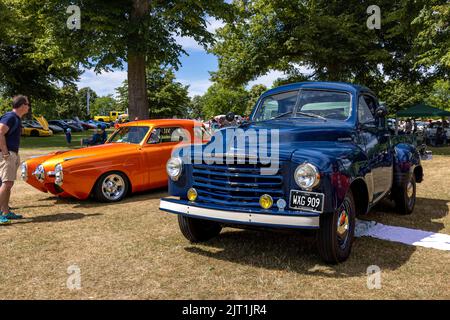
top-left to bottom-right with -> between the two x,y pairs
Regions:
240,118 -> 354,141
191,119 -> 356,162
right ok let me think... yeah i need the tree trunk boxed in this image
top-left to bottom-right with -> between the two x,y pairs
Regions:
26,96 -> 32,120
128,0 -> 149,120
128,53 -> 149,120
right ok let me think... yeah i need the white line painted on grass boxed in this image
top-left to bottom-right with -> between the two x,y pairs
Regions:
355,219 -> 450,251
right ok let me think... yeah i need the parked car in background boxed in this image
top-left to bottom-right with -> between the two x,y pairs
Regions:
22,122 -> 53,137
48,120 -> 83,132
63,119 -> 84,131
415,121 -> 427,132
87,119 -> 111,128
29,120 -> 64,134
117,113 -> 129,123
425,121 -> 449,146
22,119 -> 209,202
93,111 -> 124,123
160,82 -> 430,264
78,120 -> 97,130
426,122 -> 450,138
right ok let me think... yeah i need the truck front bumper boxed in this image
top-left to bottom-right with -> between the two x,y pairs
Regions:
160,198 -> 320,229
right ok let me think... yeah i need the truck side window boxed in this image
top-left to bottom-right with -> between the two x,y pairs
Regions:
358,96 -> 375,124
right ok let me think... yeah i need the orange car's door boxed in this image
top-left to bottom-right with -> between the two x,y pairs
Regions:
141,126 -> 188,187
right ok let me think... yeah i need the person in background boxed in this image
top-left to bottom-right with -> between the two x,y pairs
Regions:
99,124 -> 107,143
81,124 -> 107,146
0,95 -> 29,224
65,128 -> 72,146
210,118 -> 219,132
405,119 -> 412,134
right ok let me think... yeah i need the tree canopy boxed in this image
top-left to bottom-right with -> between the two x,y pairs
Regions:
19,0 -> 232,119
211,0 -> 449,93
0,0 -> 80,117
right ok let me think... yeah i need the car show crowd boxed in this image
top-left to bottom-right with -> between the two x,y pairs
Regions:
388,118 -> 450,147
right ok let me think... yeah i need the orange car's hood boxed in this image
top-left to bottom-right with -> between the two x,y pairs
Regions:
41,143 -> 139,168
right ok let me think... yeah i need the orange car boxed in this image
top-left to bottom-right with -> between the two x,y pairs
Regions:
21,119 -> 210,202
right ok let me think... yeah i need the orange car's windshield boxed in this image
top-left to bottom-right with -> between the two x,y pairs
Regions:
108,126 -> 149,144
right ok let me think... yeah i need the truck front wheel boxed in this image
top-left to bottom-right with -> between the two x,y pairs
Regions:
317,190 -> 356,264
393,174 -> 416,215
178,215 -> 222,242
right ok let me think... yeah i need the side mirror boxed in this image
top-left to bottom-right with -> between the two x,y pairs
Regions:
375,105 -> 387,118
226,112 -> 235,122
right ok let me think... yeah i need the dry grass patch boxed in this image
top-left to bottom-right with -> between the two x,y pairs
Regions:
0,150 -> 448,299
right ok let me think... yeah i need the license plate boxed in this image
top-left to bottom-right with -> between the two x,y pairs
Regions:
289,190 -> 324,213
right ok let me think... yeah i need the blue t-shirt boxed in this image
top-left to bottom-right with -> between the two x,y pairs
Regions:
0,112 -> 22,153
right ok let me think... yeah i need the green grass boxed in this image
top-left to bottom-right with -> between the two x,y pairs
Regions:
427,146 -> 450,156
20,129 -> 114,150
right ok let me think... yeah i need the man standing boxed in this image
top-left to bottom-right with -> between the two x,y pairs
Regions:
0,95 -> 29,225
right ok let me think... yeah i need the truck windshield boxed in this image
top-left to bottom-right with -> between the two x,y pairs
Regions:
253,90 -> 351,122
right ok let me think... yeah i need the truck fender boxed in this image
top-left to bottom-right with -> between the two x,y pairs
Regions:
393,143 -> 421,187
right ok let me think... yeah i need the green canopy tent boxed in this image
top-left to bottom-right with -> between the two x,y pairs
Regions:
395,103 -> 450,141
397,103 -> 450,118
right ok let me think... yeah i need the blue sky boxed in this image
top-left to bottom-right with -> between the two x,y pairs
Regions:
77,18 -> 285,97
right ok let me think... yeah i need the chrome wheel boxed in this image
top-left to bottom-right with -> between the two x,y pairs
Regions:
101,174 -> 126,201
407,181 -> 414,198
336,201 -> 350,249
406,177 -> 416,208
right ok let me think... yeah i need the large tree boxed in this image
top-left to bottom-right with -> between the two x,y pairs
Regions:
0,0 -> 80,118
412,2 -> 449,77
116,65 -> 191,118
77,87 -> 98,118
211,0 -> 447,94
200,83 -> 249,118
24,0 -> 232,120
91,95 -> 121,117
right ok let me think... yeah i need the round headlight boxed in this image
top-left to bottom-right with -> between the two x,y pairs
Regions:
55,163 -> 63,186
294,163 -> 320,189
20,162 -> 28,181
166,157 -> 183,181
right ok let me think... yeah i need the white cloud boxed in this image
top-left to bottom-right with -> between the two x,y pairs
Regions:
206,17 -> 225,33
247,70 -> 286,89
247,65 -> 314,88
175,17 -> 225,52
175,36 -> 206,51
77,69 -> 127,97
178,79 -> 212,97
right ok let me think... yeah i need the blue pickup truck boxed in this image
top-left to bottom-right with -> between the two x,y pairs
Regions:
160,82 -> 430,263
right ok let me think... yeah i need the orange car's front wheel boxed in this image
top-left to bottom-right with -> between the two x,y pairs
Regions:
94,172 -> 129,202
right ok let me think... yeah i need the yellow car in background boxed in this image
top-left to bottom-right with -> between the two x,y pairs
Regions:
22,116 -> 53,137
22,126 -> 53,137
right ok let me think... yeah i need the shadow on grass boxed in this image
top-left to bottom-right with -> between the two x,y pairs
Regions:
13,212 -> 102,225
184,227 -> 417,278
369,197 -> 449,232
183,196 -> 448,277
14,204 -> 55,210
45,186 -> 169,209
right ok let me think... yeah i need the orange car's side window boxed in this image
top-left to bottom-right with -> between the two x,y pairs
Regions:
147,127 -> 189,144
